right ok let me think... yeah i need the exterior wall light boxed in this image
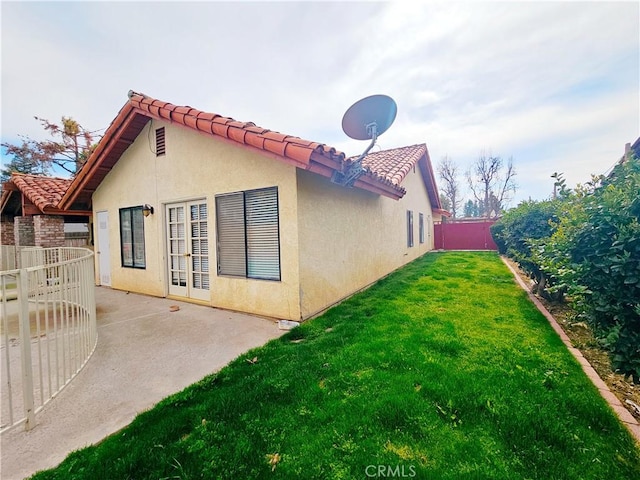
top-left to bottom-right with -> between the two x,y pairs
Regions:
142,204 -> 154,217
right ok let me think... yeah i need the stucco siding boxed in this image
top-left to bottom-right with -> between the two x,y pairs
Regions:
93,120 -> 302,320
296,166 -> 434,319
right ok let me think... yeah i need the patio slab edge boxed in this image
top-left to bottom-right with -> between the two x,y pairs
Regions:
500,256 -> 640,444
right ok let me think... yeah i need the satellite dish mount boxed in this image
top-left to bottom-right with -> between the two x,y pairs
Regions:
332,94 -> 397,187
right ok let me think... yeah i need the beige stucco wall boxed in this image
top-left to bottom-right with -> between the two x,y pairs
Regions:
92,119 -> 302,320
296,166 -> 435,319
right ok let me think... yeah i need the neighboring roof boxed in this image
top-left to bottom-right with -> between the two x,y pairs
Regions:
60,91 -> 443,209
0,173 -> 91,216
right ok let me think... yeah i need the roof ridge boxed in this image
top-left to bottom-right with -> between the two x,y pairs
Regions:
13,172 -> 72,182
127,90 -> 347,169
59,91 -> 442,209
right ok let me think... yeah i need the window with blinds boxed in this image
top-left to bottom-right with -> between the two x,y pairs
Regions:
215,187 -> 281,281
407,210 -> 414,247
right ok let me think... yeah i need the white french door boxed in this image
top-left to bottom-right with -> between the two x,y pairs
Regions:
166,200 -> 210,301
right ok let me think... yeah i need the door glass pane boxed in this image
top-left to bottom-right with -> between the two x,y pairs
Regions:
190,202 -> 209,291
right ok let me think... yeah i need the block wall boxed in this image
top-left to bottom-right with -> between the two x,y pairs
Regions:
33,215 -> 65,247
14,216 -> 35,247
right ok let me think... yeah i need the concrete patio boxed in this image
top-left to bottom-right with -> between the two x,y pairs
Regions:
1,287 -> 286,479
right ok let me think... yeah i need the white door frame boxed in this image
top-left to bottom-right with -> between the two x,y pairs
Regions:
96,210 -> 111,286
165,200 -> 210,302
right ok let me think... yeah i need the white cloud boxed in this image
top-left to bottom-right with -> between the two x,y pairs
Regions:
2,1 -> 638,204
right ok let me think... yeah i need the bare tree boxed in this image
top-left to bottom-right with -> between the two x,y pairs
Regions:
439,192 -> 452,213
437,155 -> 462,218
466,152 -> 516,217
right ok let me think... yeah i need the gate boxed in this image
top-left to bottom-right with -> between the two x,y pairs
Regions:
434,220 -> 498,250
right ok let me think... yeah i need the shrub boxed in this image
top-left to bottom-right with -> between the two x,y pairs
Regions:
493,156 -> 640,382
565,159 -> 640,381
490,199 -> 561,295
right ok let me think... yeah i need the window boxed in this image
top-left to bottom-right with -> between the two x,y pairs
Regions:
407,210 -> 414,247
155,127 -> 166,156
120,206 -> 146,268
419,213 -> 425,244
216,187 -> 280,281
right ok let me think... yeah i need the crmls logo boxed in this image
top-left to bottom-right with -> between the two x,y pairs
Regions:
365,465 -> 417,478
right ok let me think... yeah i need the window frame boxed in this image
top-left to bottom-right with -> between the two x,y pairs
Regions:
215,186 -> 281,281
419,213 -> 425,244
119,206 -> 146,269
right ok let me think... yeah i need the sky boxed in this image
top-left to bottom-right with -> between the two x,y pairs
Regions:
1,0 -> 638,209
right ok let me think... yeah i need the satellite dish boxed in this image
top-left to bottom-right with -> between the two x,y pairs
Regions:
342,94 -> 397,141
332,94 -> 398,187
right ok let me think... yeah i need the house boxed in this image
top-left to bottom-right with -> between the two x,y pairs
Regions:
0,174 -> 91,248
59,91 -> 446,320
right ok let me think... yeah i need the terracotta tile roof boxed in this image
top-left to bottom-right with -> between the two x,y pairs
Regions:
350,144 -> 442,210
61,91 -> 443,209
358,144 -> 427,186
128,91 -> 346,168
7,173 -> 72,212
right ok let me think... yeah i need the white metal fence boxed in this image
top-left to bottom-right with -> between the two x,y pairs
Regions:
0,245 -> 18,271
1,247 -> 97,433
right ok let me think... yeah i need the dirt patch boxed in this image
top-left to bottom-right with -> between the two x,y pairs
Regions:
503,257 -> 640,422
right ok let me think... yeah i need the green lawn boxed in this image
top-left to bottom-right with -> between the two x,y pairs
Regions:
32,252 -> 640,479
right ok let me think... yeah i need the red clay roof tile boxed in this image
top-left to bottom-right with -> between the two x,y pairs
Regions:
59,91 -> 442,209
358,144 -> 426,186
127,91 -> 346,169
8,173 -> 72,212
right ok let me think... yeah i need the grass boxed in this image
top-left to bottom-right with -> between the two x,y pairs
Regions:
31,252 -> 640,479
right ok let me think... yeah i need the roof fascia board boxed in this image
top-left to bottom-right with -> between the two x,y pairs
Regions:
416,148 -> 442,211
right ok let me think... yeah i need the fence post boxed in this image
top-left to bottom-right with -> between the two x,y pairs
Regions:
17,269 -> 36,430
